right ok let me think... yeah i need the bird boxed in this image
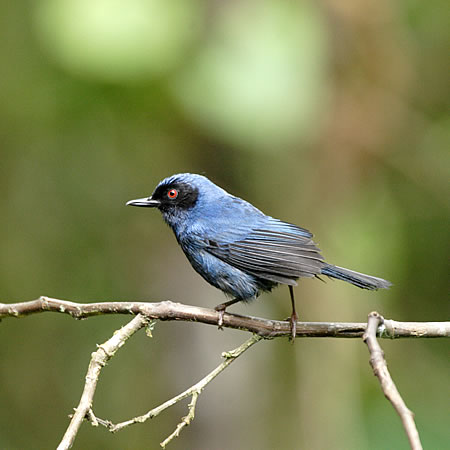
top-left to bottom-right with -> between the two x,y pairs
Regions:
127,173 -> 391,340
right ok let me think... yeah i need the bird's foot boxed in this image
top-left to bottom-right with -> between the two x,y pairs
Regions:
214,298 -> 240,330
289,312 -> 298,342
214,304 -> 227,330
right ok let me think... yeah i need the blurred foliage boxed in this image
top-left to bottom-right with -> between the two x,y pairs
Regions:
34,0 -> 202,82
171,0 -> 328,151
0,0 -> 448,449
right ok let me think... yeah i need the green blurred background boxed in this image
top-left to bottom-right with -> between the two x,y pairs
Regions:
0,0 -> 448,449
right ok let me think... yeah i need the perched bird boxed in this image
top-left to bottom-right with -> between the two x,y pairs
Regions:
127,173 -> 391,339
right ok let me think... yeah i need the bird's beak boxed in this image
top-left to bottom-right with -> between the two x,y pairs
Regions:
126,197 -> 161,208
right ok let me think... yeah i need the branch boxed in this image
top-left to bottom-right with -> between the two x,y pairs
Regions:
89,334 -> 263,448
1,297 -> 449,338
2,298 -> 448,449
363,312 -> 423,450
57,314 -> 150,450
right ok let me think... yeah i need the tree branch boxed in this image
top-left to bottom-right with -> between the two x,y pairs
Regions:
1,296 -> 449,339
88,334 -> 263,448
2,297 -> 448,449
57,314 -> 150,450
363,312 -> 423,450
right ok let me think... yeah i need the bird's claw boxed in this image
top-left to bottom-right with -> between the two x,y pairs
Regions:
214,305 -> 226,330
289,313 -> 298,342
217,309 -> 224,329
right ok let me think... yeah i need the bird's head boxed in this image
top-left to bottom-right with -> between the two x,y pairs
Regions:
126,173 -> 226,228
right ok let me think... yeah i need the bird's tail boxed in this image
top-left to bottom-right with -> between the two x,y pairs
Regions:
321,264 -> 391,290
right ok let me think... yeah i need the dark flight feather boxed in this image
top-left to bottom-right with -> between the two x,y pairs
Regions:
206,227 -> 326,284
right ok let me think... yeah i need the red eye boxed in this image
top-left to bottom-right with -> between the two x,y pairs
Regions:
167,189 -> 178,199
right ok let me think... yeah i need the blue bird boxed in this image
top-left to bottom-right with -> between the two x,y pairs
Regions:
127,173 -> 391,339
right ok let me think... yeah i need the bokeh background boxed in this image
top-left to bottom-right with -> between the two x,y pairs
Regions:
0,1 -> 448,449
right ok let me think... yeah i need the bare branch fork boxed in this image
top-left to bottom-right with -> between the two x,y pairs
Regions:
1,298 -> 449,449
90,334 -> 263,448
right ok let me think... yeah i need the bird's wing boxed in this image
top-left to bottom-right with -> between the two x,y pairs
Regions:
204,220 -> 325,285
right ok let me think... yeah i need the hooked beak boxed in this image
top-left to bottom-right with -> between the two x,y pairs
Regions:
126,197 -> 161,208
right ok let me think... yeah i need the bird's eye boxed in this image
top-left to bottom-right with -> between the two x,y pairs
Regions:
167,189 -> 178,199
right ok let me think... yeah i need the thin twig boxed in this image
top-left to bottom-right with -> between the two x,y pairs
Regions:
363,312 -> 423,450
1,297 -> 449,339
57,314 -> 149,450
87,334 -> 263,448
160,392 -> 199,448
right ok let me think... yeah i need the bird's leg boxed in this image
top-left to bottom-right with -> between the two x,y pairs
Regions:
214,298 -> 241,329
288,285 -> 298,342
